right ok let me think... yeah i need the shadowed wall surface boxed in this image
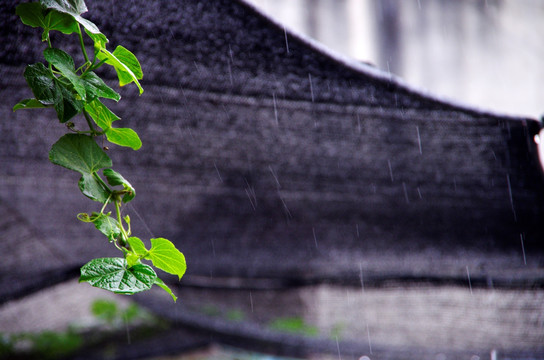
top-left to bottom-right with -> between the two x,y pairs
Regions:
0,0 -> 543,335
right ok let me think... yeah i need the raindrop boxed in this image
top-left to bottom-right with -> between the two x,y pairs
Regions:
417,187 -> 423,199
356,224 -> 360,237
312,227 -> 318,249
506,174 -> 517,222
466,265 -> 473,295
387,160 -> 394,182
213,161 -> 223,182
123,311 -> 131,344
359,263 -> 364,292
249,291 -> 254,312
279,194 -> 292,218
227,59 -> 233,86
402,182 -> 410,204
269,165 -> 281,188
284,27 -> 290,54
244,178 -> 257,211
272,92 -> 279,126
357,114 -> 362,134
520,233 -> 527,265
335,336 -> 342,359
211,239 -> 216,257
308,73 -> 315,102
366,323 -> 373,354
228,43 -> 234,62
416,125 -> 422,154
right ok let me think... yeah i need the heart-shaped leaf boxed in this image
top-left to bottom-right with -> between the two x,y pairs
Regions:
49,134 -> 111,174
17,3 -> 77,40
146,238 -> 186,280
49,134 -> 112,201
79,257 -> 157,295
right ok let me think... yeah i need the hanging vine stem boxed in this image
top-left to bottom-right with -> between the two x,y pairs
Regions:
13,0 -> 185,302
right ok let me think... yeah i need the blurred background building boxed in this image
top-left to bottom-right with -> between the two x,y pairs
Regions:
246,0 -> 544,119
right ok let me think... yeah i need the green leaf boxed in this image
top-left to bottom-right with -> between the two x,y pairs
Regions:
49,134 -> 112,201
49,134 -> 111,174
44,10 -> 78,35
53,79 -> 84,122
23,63 -> 57,105
44,48 -> 85,98
106,127 -> 142,151
16,3 -> 79,41
85,29 -> 108,53
41,0 -> 87,16
84,100 -> 142,150
40,0 -> 101,34
91,213 -> 121,242
81,72 -> 120,102
154,277 -> 178,302
146,238 -> 186,280
112,45 -> 143,81
103,169 -> 136,202
97,46 -> 143,94
79,257 -> 157,295
16,3 -> 46,28
78,172 -> 111,202
127,237 -> 147,256
84,99 -> 119,129
13,98 -> 49,111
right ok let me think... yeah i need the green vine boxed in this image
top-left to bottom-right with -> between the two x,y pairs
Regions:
13,0 -> 185,302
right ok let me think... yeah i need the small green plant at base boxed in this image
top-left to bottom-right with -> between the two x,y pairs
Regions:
268,317 -> 319,337
13,0 -> 185,301
91,298 -> 155,327
225,309 -> 245,322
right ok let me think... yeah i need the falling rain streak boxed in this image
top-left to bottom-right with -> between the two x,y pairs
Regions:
312,227 -> 318,249
520,234 -> 527,265
308,73 -> 315,102
466,266 -> 473,295
269,165 -> 281,188
402,182 -> 409,204
387,160 -> 394,182
284,27 -> 290,54
272,92 -> 279,126
245,178 -> 257,211
506,174 -> 517,222
213,161 -> 223,182
416,125 -> 422,154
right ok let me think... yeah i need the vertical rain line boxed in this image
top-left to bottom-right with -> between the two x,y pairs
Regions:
312,227 -> 318,249
388,160 -> 394,182
284,27 -> 290,54
416,125 -> 422,154
506,174 -> 517,222
466,266 -> 473,295
520,234 -> 527,265
308,73 -> 315,102
335,336 -> 342,360
272,92 -> 279,126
